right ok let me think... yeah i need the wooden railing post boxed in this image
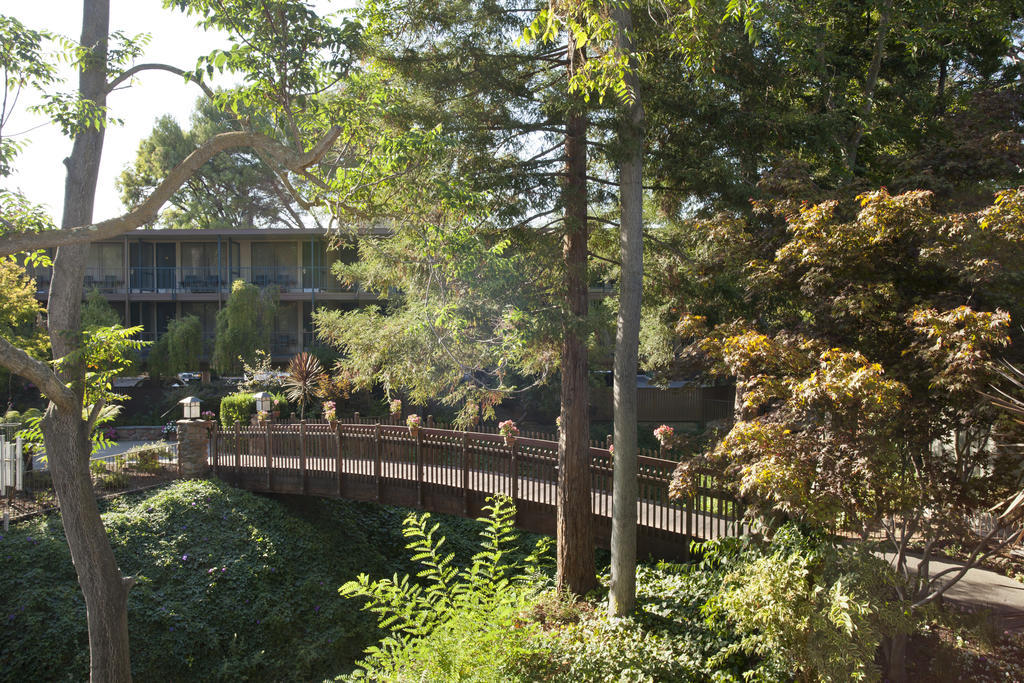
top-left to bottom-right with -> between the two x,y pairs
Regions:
336,423 -> 344,497
265,421 -> 272,489
374,423 -> 383,501
427,414 -> 434,428
461,431 -> 469,516
234,422 -> 241,482
415,426 -> 424,508
211,425 -> 218,477
300,420 -> 307,494
510,439 -> 518,506
354,412 -> 360,424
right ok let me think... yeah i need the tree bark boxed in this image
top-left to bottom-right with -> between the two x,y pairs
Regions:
608,4 -> 645,618
845,0 -> 894,173
557,27 -> 597,597
885,632 -> 908,683
44,1 -> 135,679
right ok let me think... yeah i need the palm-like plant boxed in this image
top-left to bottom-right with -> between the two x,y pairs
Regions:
284,352 -> 325,420
985,361 -> 1024,423
982,361 -> 1024,532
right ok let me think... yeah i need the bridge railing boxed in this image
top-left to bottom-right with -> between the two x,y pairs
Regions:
211,421 -> 744,557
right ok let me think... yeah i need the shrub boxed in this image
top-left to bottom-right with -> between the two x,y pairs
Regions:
338,496 -> 553,681
700,525 -> 912,682
220,391 -> 290,427
220,392 -> 254,428
96,470 -> 130,490
124,444 -> 170,473
89,459 -> 108,478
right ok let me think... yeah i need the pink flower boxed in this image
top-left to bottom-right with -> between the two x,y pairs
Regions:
654,424 -> 675,447
498,420 -> 519,438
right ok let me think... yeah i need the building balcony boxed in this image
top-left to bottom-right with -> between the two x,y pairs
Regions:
60,266 -> 357,297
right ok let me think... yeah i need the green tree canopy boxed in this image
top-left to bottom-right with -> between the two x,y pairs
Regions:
213,279 -> 277,375
80,287 -> 121,328
118,96 -> 309,230
148,314 -> 203,378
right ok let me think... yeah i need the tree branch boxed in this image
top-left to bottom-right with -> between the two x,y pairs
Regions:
0,336 -> 77,412
0,126 -> 342,257
106,63 -> 216,101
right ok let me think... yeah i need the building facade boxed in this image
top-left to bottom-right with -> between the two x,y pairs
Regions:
33,228 -> 380,361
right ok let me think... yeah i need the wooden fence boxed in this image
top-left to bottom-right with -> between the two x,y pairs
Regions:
211,420 -> 745,561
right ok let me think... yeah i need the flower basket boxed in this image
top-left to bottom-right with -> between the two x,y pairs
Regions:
498,419 -> 519,447
406,414 -> 422,436
329,420 -> 338,430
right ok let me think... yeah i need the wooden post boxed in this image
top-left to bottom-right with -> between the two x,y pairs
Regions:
234,422 -> 241,482
374,423 -> 383,501
510,439 -> 518,506
685,487 -> 695,559
427,414 -> 434,428
354,412 -> 360,424
265,420 -> 272,489
415,426 -> 424,508
461,431 -> 469,515
336,423 -> 344,497
211,424 -> 218,477
300,421 -> 308,494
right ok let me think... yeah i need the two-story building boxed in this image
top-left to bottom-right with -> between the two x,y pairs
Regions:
33,228 -> 381,361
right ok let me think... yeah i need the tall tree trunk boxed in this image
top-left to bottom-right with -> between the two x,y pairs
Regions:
885,632 -> 908,683
845,0 -> 894,173
557,27 -> 597,596
608,4 -> 645,618
43,0 -> 135,679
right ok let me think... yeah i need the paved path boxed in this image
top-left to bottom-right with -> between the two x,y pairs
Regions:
889,554 -> 1024,631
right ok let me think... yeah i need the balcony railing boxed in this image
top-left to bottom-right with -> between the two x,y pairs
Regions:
84,268 -> 126,293
120,266 -> 355,294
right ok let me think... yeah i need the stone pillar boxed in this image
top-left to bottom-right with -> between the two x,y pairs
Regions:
177,419 -> 212,478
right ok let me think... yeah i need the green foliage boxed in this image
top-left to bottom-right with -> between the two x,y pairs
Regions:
123,443 -> 172,473
95,469 -> 130,490
0,14 -> 58,178
118,97 -> 307,230
237,349 -> 284,393
0,480 -> 414,681
700,526 -> 912,683
81,288 -> 122,329
0,260 -> 48,363
212,280 -> 277,375
219,391 -> 255,428
89,458 -> 107,478
339,496 -> 554,680
148,315 -> 203,378
661,189 -> 1023,609
219,390 -> 287,427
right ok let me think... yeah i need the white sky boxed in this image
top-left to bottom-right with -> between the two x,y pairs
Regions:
4,0 -> 350,224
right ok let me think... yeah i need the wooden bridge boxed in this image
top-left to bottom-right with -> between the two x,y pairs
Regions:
211,421 -> 745,561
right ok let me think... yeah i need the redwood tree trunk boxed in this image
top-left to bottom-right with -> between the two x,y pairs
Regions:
43,0 -> 135,679
608,4 -> 645,617
557,28 -> 597,596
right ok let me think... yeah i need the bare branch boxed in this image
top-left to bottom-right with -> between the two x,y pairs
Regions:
0,126 -> 342,257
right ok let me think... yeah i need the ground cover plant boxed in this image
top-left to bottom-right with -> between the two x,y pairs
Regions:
0,480 -> 542,682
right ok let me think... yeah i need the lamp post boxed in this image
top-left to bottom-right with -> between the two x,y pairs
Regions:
177,396 -> 209,478
253,392 -> 273,415
179,396 -> 200,420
